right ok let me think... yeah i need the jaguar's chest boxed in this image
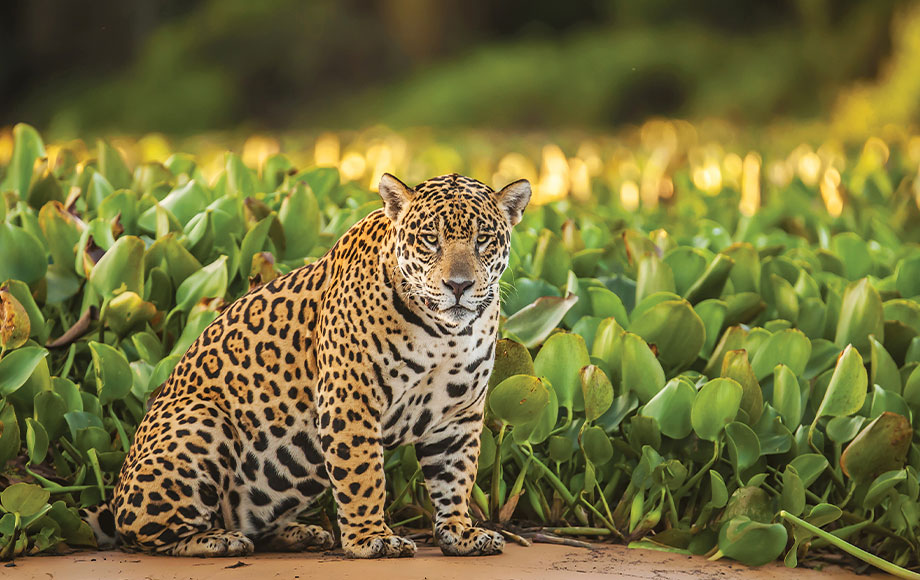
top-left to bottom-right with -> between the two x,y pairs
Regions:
375,317 -> 497,448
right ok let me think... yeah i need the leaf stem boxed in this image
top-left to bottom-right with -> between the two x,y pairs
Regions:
779,510 -> 920,579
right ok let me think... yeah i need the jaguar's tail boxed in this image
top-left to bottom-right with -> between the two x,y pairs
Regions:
80,502 -> 119,549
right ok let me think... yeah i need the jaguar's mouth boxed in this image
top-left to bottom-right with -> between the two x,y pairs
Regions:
422,297 -> 474,318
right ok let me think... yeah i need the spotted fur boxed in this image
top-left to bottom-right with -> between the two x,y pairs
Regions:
89,173 -> 531,558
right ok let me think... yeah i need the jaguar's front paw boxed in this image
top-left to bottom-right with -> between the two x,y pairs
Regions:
437,524 -> 504,556
344,533 -> 417,558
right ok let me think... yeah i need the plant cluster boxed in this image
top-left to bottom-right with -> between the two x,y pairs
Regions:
0,124 -> 919,575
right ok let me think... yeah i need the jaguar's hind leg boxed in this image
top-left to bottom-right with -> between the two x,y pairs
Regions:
257,522 -> 335,552
168,529 -> 254,557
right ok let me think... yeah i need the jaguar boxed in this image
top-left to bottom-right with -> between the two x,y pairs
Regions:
86,172 -> 531,558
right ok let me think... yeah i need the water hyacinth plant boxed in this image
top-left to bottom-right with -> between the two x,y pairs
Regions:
0,123 -> 919,575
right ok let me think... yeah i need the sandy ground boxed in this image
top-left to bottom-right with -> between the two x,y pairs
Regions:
1,543 -> 882,580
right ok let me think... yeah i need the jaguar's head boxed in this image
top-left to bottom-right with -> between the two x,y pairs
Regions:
378,173 -> 531,326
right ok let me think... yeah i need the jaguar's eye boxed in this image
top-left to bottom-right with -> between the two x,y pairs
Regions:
421,233 -> 439,246
476,234 -> 490,245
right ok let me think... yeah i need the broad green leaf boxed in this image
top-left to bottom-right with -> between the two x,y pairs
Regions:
684,253 -> 734,304
895,254 -> 920,298
89,341 -> 133,406
863,469 -> 907,509
635,252 -> 676,305
789,454 -> 828,487
835,278 -> 884,353
590,317 -> 625,383
0,403 -> 20,467
582,425 -> 613,465
813,344 -> 867,420
489,339 -> 535,389
581,365 -> 613,421
0,346 -> 48,397
772,364 -> 802,428
0,483 -> 49,517
869,384 -> 910,420
694,299 -> 727,357
641,378 -> 695,439
97,139 -> 132,189
534,332 -> 590,413
489,375 -> 550,427
226,153 -> 256,197
869,335 -> 901,393
37,201 -> 83,274
826,416 -> 865,445
722,243 -> 760,293
749,328 -> 811,380
169,310 -> 219,357
89,235 -> 146,298
148,354 -> 182,395
512,378 -> 558,445
25,418 -> 49,465
586,287 -> 628,328
0,123 -> 45,197
0,224 -> 48,285
629,297 -> 705,373
718,518 -> 787,566
725,421 -> 760,472
720,349 -> 762,425
840,412 -> 911,484
691,378 -> 743,442
531,229 -> 571,288
279,182 -> 320,260
239,216 -> 274,280
780,465 -> 806,517
620,332 -> 665,403
504,292 -> 578,349
33,390 -> 67,441
173,255 -> 228,313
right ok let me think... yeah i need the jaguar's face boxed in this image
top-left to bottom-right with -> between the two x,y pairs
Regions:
380,174 -> 531,326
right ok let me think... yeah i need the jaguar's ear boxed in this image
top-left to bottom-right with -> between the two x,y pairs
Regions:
378,173 -> 414,221
494,179 -> 531,227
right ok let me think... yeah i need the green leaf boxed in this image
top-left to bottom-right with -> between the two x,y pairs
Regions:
0,123 -> 45,197
512,378 -> 558,445
504,294 -> 578,349
0,403 -> 20,467
531,229 -> 571,288
0,483 -> 49,517
788,454 -> 828,487
581,365 -> 613,422
718,517 -> 788,566
97,139 -> 132,190
691,378 -> 743,442
534,332 -> 590,413
169,310 -> 219,357
813,344 -> 868,421
641,378 -> 695,439
239,216 -> 274,280
863,469 -> 907,510
489,375 -> 550,427
279,182 -> 320,260
749,328 -> 811,380
694,299 -> 727,357
895,254 -> 920,298
226,153 -> 256,197
841,412 -> 912,484
89,235 -> 146,299
869,335 -> 901,393
33,390 -> 67,441
720,349 -> 763,425
173,255 -> 228,313
489,339 -> 534,389
684,253 -> 734,304
629,297 -> 705,373
148,354 -> 182,395
586,287 -> 629,328
772,364 -> 802,428
25,417 -> 49,465
89,341 -> 133,406
0,346 -> 48,397
620,332 -> 665,403
835,278 -> 884,353
581,425 -> 613,465
635,252 -> 676,305
725,421 -> 760,472
0,223 -> 48,285
826,416 -> 865,445
780,465 -> 806,517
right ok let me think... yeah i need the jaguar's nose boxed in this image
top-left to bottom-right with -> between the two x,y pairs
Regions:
443,278 -> 474,301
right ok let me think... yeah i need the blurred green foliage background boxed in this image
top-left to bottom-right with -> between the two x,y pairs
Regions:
1,0 -> 918,137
